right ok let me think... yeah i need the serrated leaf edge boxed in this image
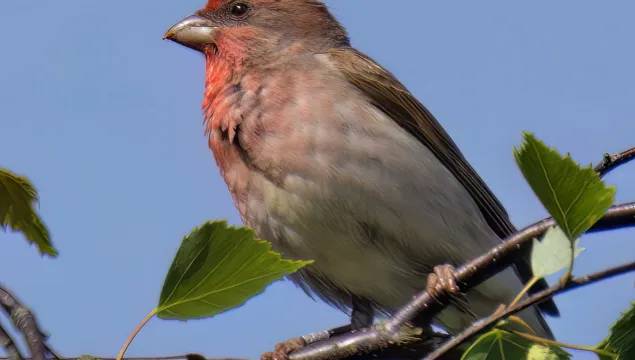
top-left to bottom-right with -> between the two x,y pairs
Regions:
514,132 -> 615,240
158,220 -> 312,316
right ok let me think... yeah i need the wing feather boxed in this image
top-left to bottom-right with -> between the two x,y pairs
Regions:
327,47 -> 559,316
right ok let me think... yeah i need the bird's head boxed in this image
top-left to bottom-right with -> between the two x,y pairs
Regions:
163,0 -> 350,67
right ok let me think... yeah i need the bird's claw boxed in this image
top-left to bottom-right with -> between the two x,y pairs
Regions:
427,264 -> 460,304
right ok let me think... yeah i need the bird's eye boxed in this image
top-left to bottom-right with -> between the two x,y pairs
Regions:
230,3 -> 250,18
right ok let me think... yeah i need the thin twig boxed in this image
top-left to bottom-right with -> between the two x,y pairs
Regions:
290,146 -> 635,360
385,203 -> 635,331
292,325 -> 461,360
289,201 -> 635,360
0,323 -> 25,360
0,283 -> 56,360
385,146 -> 635,331
2,149 -> 633,360
594,147 -> 635,178
425,260 -> 635,359
298,325 -> 461,359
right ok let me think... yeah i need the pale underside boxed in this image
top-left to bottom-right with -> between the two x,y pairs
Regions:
207,53 -> 549,337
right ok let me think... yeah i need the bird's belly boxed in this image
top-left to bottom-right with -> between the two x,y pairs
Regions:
242,168 -> 527,332
225,86 -> 517,315
236,103 -> 506,310
243,170 -> 433,309
209,59 -> 547,336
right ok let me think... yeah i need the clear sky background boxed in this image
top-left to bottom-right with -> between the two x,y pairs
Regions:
1,1 -> 634,359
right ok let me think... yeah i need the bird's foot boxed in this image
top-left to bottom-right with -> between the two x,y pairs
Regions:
260,337 -> 306,360
427,264 -> 460,304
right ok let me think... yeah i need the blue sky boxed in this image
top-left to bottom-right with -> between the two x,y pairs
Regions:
1,1 -> 634,359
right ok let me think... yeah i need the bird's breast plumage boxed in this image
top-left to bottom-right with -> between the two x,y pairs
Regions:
204,54 -> 544,334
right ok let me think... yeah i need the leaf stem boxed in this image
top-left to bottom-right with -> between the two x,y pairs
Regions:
509,276 -> 539,308
503,316 -> 535,334
559,244 -> 576,289
421,259 -> 635,360
116,308 -> 158,360
510,331 -> 617,358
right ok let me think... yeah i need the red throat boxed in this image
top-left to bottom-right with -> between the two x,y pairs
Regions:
202,50 -> 233,130
201,45 -> 250,215
201,29 -> 252,126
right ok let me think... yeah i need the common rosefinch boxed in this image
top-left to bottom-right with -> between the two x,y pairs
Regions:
164,0 -> 558,342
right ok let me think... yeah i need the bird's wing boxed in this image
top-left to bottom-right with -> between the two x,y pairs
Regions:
326,47 -> 559,316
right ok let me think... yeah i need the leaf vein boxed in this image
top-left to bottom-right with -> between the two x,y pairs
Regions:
532,143 -> 570,235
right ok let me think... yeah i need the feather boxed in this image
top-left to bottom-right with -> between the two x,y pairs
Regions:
325,47 -> 559,319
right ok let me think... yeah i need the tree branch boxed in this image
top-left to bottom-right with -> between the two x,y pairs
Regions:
0,322 -> 25,360
288,201 -> 635,360
385,146 -> 635,331
292,327 -> 461,360
385,204 -> 635,332
289,146 -> 635,359
0,283 -> 58,360
425,260 -> 635,359
4,147 -> 634,360
594,147 -> 635,178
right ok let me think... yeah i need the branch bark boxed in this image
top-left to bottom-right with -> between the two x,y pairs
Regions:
594,147 -> 635,177
3,148 -> 635,360
0,323 -> 24,360
388,146 -> 635,331
425,260 -> 635,359
287,146 -> 635,360
288,201 -> 635,360
0,283 -> 58,360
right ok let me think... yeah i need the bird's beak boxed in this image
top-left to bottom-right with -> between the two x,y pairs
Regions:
163,14 -> 218,53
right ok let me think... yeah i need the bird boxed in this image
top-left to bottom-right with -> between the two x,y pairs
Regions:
163,0 -> 559,352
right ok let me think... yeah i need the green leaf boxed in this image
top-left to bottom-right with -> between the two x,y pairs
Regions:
0,167 -> 57,257
531,226 -> 585,278
527,344 -> 571,360
461,329 -> 570,360
157,220 -> 312,320
596,353 -> 618,360
513,133 -> 615,240
597,302 -> 635,359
